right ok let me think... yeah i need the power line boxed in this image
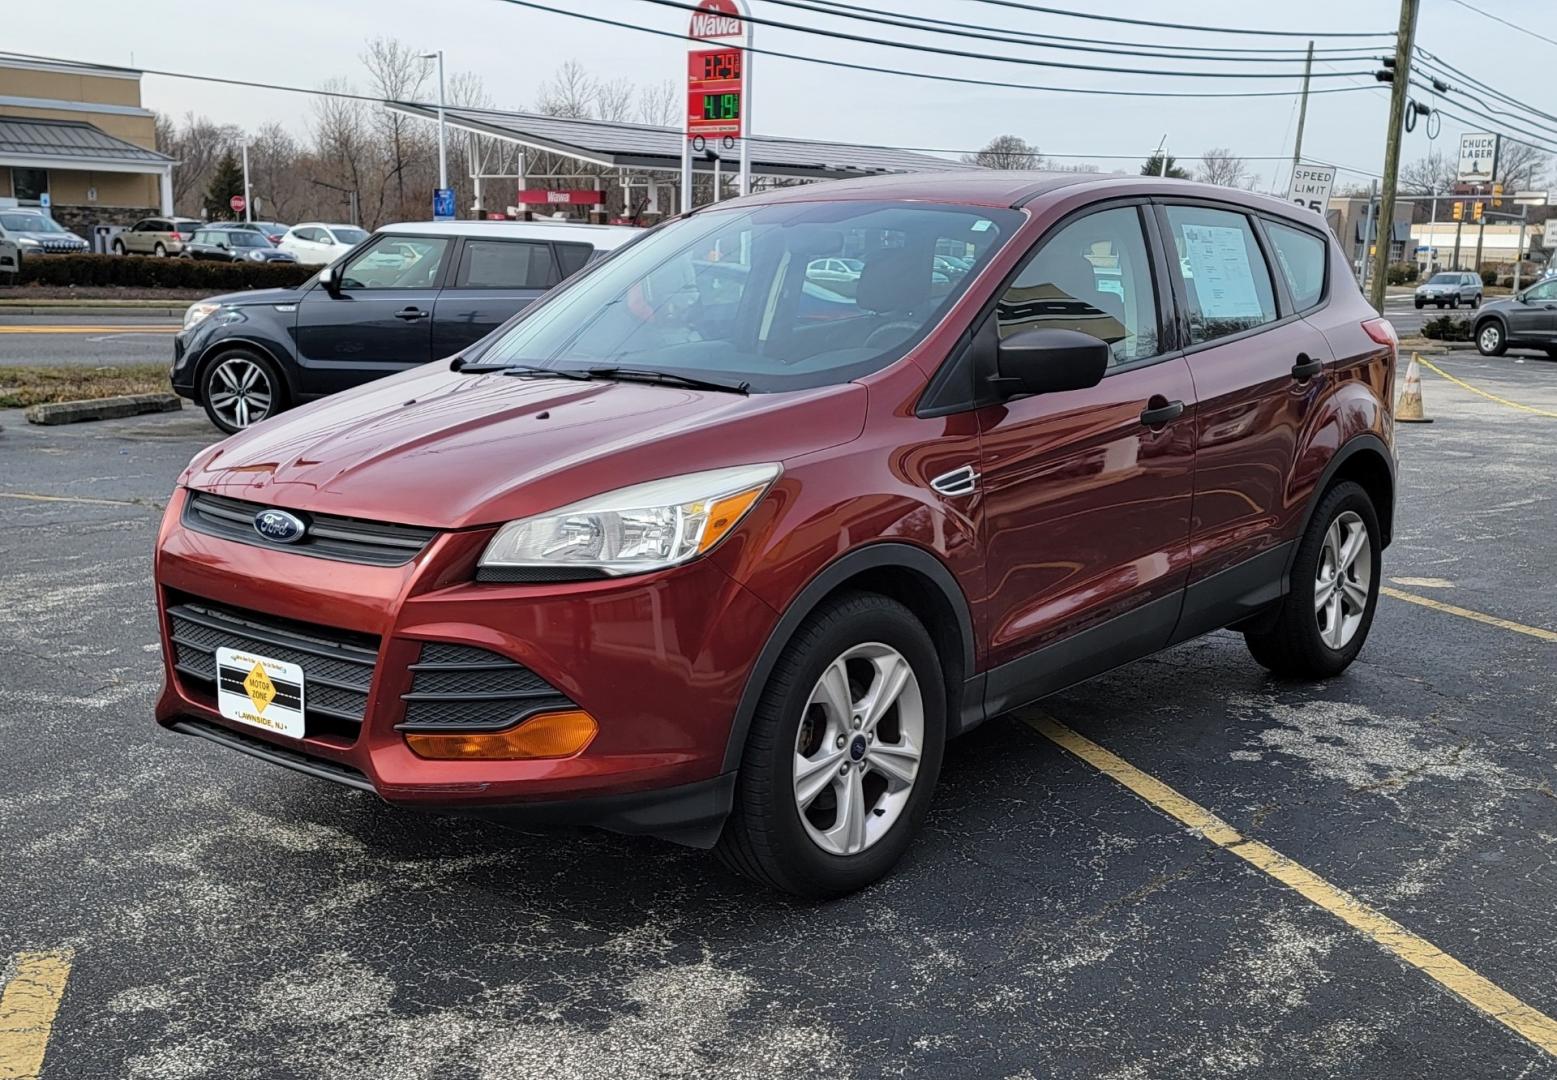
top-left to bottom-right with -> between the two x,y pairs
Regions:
1408,82 -> 1557,158
754,0 -> 1383,64
1414,49 -> 1557,130
958,0 -> 1395,38
631,0 -> 1379,78
801,0 -> 1379,55
1442,0 -> 1557,50
489,0 -> 1380,99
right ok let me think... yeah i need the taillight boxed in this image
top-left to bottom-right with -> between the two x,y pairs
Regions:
1362,317 -> 1397,348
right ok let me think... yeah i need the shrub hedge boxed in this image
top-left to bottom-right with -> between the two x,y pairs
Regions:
17,253 -> 314,290
1420,314 -> 1473,341
1385,263 -> 1419,286
1480,268 -> 1499,288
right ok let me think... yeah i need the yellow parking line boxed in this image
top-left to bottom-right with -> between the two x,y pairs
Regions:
1024,713 -> 1557,1058
0,950 -> 73,1080
1415,355 -> 1557,419
1381,586 -> 1557,643
0,326 -> 178,334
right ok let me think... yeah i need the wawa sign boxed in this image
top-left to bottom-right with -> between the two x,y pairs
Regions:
688,0 -> 745,41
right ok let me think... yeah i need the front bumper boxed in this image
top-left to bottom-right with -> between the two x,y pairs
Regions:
153,488 -> 778,846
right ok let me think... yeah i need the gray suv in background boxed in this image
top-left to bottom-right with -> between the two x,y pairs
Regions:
1472,278 -> 1557,357
0,208 -> 89,256
1414,270 -> 1483,309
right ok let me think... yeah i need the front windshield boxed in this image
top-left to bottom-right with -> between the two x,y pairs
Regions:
1428,273 -> 1460,284
1,212 -> 63,233
477,200 -> 1021,392
333,227 -> 368,245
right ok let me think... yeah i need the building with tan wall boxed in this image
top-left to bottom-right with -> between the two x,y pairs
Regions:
0,57 -> 174,234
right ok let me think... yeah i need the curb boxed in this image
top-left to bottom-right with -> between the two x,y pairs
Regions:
0,304 -> 186,318
0,298 -> 198,308
25,393 -> 182,426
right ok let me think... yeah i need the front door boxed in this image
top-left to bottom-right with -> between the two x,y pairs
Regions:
977,203 -> 1196,712
1507,279 -> 1557,343
432,238 -> 559,357
294,234 -> 452,397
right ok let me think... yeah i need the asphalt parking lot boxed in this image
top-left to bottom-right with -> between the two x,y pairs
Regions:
0,315 -> 180,367
2,353 -> 1556,1079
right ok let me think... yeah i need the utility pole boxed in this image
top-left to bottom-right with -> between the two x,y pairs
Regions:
1368,0 -> 1421,313
240,142 -> 252,223
1360,180 -> 1378,286
1290,41 -> 1315,192
1513,206 -> 1529,292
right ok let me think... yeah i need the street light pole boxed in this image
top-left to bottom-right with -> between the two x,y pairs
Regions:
421,50 -> 448,193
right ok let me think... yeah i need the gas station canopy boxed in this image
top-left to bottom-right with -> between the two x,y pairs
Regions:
385,102 -> 961,181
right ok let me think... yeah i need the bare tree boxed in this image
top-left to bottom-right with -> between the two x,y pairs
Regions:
160,112 -> 241,215
246,122 -> 307,224
1495,140 -> 1550,190
537,60 -> 595,119
310,79 -> 370,226
594,77 -> 638,123
1399,151 -> 1456,195
360,36 -> 433,223
1195,147 -> 1249,188
636,80 -> 679,127
961,135 -> 1039,170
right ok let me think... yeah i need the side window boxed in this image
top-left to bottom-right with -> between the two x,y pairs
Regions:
295,227 -> 320,243
338,236 -> 450,290
454,240 -> 558,289
996,205 -> 1161,366
1264,220 -> 1328,312
1163,205 -> 1279,345
555,242 -> 592,278
133,221 -> 152,232
1526,281 -> 1557,302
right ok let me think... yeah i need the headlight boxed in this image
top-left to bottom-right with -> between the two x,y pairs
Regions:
183,302 -> 221,330
477,463 -> 780,582
16,237 -> 40,248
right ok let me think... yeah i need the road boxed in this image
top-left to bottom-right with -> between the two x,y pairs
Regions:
3,354 -> 1557,1078
0,314 -> 179,366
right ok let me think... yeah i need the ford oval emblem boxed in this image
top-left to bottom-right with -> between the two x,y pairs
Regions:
253,508 -> 307,544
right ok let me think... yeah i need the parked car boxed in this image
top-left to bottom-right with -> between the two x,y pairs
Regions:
805,257 -> 863,284
184,227 -> 299,263
0,208 -> 88,256
171,219 -> 635,431
114,216 -> 204,257
154,174 -> 1397,897
277,222 -> 370,265
1414,270 -> 1482,309
1471,277 -> 1557,357
227,220 -> 290,245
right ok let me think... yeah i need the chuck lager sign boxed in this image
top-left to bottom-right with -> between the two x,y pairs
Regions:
688,0 -> 744,40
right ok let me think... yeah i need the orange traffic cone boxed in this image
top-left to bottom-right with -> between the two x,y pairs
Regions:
1397,354 -> 1433,423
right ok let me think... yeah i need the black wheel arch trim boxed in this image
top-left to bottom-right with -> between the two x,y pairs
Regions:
720,542 -> 977,773
195,335 -> 297,403
1285,432 -> 1395,579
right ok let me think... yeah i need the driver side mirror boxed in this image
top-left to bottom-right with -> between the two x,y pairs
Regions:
322,261 -> 343,295
993,328 -> 1110,398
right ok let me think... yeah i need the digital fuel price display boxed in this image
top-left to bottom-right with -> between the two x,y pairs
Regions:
687,48 -> 743,137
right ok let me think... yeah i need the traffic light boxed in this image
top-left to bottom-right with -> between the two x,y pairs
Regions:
1493,183 -> 1504,208
1473,201 -> 1484,222
1452,201 -> 1463,221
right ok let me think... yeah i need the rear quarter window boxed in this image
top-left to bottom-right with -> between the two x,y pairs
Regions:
1263,219 -> 1328,311
555,242 -> 593,278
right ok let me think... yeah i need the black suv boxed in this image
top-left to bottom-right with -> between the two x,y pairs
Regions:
170,220 -> 636,432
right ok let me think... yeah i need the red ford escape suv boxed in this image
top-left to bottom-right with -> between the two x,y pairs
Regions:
154,172 -> 1397,897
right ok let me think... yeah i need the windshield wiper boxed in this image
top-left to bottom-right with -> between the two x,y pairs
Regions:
453,359 -> 592,380
585,367 -> 750,395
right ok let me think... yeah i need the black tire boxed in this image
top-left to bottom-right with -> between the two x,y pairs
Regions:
1244,481 -> 1381,679
1471,293 -> 1482,309
1436,302 -> 1446,309
1414,299 -> 1424,310
715,592 -> 946,898
1476,320 -> 1507,357
1450,295 -> 1460,309
199,348 -> 287,434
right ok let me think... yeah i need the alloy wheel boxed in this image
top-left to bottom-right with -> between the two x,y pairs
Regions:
792,642 -> 924,857
1314,510 -> 1372,650
1480,326 -> 1502,353
208,357 -> 274,429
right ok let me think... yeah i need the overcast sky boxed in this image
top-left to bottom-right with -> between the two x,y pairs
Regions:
6,0 -> 1554,191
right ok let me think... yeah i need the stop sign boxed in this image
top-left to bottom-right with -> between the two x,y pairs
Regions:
229,194 -> 246,213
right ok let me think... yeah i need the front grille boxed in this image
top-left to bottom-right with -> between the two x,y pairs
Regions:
398,642 -> 577,732
183,491 -> 438,567
167,598 -> 380,741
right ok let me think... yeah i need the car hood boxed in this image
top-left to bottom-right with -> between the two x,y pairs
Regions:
11,229 -> 86,244
186,363 -> 866,529
202,283 -> 313,307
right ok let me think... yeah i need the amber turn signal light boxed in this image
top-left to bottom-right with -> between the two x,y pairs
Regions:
404,710 -> 598,760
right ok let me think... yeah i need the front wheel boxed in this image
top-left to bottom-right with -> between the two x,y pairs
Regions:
716,592 -> 946,898
1450,295 -> 1460,309
112,239 -> 126,256
1245,481 -> 1381,679
200,349 -> 285,433
1471,293 -> 1482,309
153,242 -> 167,257
1414,298 -> 1425,310
1477,321 -> 1507,356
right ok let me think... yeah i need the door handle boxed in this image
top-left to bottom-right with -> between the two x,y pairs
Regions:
395,307 -> 429,321
1291,354 -> 1324,380
1140,397 -> 1184,427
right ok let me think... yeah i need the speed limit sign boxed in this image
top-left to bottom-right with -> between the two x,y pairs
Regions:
1286,164 -> 1336,216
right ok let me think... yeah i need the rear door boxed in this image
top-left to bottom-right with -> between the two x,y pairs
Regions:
294,233 -> 452,396
976,201 -> 1197,708
1155,201 -> 1334,623
431,238 -> 561,357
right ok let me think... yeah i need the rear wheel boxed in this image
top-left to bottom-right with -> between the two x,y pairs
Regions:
1414,298 -> 1425,310
112,239 -> 126,256
1245,481 -> 1380,679
1477,321 -> 1507,356
200,349 -> 285,433
1471,293 -> 1482,309
716,592 -> 945,898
